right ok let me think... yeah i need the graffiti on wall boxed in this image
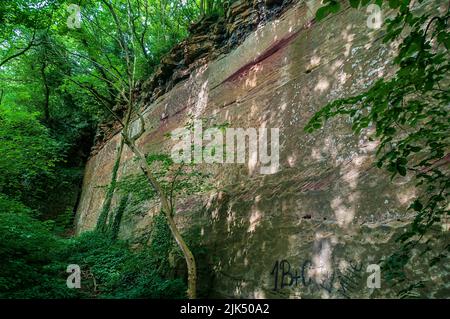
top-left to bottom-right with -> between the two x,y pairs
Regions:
270,258 -> 375,298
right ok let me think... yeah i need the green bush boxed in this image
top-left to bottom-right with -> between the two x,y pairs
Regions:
0,203 -> 186,298
0,197 -> 71,298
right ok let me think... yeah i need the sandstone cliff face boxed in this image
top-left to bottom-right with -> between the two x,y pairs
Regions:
75,1 -> 447,298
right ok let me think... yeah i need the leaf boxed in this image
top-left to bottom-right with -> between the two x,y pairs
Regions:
410,200 -> 423,212
437,31 -> 450,49
349,0 -> 361,8
329,1 -> 341,13
315,6 -> 331,21
397,157 -> 408,165
397,164 -> 407,176
388,0 -> 400,9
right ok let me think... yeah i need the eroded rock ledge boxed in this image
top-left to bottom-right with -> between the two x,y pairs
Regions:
91,0 -> 294,155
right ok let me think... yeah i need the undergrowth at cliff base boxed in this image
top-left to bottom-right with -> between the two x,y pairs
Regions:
0,203 -> 187,298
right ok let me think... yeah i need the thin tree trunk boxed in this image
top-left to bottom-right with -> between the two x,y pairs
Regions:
122,135 -> 197,299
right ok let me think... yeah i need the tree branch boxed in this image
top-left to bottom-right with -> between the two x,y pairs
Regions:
0,32 -> 37,68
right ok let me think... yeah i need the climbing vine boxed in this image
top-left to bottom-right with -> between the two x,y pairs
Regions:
96,138 -> 125,233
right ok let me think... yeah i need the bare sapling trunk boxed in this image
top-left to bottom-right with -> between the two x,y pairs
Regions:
122,115 -> 197,299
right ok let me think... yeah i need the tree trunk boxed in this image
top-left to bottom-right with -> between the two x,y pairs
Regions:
123,135 -> 197,299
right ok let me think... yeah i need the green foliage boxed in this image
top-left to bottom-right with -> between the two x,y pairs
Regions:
0,106 -> 63,202
307,0 -> 449,294
0,0 -> 226,145
0,104 -> 187,299
0,0 -> 227,299
109,194 -> 129,241
96,140 -> 124,233
0,198 -> 70,298
116,152 -> 212,208
0,207 -> 186,299
0,0 -> 225,225
199,0 -> 226,17
60,229 -> 186,299
315,0 -> 341,21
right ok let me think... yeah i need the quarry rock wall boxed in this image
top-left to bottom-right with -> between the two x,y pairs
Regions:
75,0 -> 447,298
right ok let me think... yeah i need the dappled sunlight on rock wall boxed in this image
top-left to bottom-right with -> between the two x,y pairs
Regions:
75,0 -> 446,298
